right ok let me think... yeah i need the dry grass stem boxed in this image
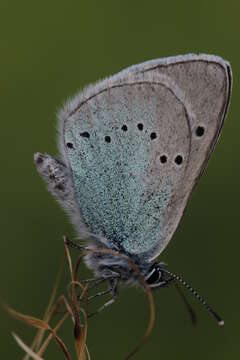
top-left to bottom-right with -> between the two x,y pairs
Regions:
12,333 -> 44,360
5,236 -> 156,360
4,238 -> 90,360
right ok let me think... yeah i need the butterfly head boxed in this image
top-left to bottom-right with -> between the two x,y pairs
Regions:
144,262 -> 173,289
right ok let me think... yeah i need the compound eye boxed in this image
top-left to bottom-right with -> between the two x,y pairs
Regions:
146,267 -> 162,285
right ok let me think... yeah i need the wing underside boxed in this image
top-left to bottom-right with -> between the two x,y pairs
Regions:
59,54 -> 232,261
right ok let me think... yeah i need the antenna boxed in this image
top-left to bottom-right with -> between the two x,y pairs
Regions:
162,268 -> 224,327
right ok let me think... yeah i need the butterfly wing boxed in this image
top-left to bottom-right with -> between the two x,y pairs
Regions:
56,54 -> 231,261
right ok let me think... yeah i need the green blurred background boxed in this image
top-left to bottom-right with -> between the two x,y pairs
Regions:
0,0 -> 239,358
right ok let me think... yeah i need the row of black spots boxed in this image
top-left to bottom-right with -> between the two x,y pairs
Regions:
159,154 -> 183,166
66,131 -> 90,148
66,124 -> 205,149
102,130 -> 157,143
158,125 -> 205,166
122,123 -> 157,141
66,124 -> 157,147
121,123 -> 144,131
88,124 -> 202,141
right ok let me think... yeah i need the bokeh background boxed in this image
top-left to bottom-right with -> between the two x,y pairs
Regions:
0,0 -> 239,359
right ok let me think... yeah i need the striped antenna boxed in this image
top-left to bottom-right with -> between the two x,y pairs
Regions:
163,269 -> 224,327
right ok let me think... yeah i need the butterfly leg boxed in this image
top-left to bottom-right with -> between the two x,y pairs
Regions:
81,277 -> 106,287
81,275 -> 114,288
88,287 -> 113,302
92,298 -> 116,315
88,277 -> 118,302
77,277 -> 113,302
174,283 -> 197,326
88,278 -> 119,318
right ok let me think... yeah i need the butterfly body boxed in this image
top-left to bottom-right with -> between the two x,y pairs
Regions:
34,54 -> 232,296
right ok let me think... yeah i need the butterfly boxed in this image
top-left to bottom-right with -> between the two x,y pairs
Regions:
34,54 -> 232,325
